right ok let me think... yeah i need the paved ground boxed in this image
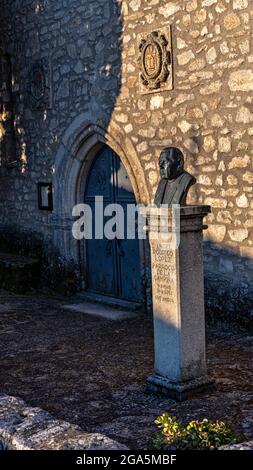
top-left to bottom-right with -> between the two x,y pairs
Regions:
0,289 -> 252,449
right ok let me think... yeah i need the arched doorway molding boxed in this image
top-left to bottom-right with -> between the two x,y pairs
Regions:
52,114 -> 150,306
54,114 -> 150,217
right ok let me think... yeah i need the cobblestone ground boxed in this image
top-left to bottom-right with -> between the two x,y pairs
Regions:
0,289 -> 252,449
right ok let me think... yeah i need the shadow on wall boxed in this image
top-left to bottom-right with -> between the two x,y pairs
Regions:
204,239 -> 253,327
0,224 -> 253,325
0,0 -> 123,173
0,2 -> 252,323
178,125 -> 253,325
0,0 -> 124,291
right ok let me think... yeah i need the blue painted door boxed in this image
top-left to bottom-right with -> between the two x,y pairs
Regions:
84,145 -> 142,303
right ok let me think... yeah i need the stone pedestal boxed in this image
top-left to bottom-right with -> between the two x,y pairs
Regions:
146,205 -> 215,401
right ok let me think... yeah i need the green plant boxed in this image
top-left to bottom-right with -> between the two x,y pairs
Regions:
153,413 -> 238,450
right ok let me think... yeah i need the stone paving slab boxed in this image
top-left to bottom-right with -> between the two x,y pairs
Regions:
220,441 -> 253,450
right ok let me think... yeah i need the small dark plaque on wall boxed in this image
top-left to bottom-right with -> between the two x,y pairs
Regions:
38,182 -> 53,211
138,27 -> 173,95
28,59 -> 52,110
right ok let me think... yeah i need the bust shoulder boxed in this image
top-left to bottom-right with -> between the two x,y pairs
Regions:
181,171 -> 197,187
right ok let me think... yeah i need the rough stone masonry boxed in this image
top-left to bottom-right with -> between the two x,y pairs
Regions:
0,0 -> 252,319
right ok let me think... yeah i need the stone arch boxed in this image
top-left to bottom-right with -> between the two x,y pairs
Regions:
54,114 -> 150,221
51,114 -> 150,305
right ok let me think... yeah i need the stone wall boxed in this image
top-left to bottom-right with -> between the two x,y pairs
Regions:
0,0 -> 252,319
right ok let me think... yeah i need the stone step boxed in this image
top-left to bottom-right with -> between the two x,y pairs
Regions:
0,252 -> 40,294
63,301 -> 142,321
76,291 -> 143,311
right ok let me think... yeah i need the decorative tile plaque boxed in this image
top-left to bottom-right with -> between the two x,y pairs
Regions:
138,27 -> 173,95
28,59 -> 52,110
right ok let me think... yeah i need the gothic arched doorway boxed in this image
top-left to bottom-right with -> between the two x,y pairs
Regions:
84,144 -> 142,304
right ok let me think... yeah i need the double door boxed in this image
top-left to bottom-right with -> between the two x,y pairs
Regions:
84,145 -> 142,303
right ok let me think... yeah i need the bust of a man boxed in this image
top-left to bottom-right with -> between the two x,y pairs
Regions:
154,147 -> 196,207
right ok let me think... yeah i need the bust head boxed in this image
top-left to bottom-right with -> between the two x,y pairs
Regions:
154,147 -> 196,206
159,147 -> 184,180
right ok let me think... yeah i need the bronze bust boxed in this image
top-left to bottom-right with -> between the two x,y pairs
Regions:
154,147 -> 196,207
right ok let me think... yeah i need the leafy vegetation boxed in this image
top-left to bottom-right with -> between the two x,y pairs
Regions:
153,413 -> 238,450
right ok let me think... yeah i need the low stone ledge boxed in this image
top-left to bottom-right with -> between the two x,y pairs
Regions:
219,441 -> 253,451
0,394 -> 128,450
0,253 -> 40,294
0,253 -> 39,269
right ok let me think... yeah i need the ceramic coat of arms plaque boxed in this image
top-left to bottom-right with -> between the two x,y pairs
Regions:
138,27 -> 173,95
28,59 -> 52,110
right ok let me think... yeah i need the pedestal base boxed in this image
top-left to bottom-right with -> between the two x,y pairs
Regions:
147,374 -> 215,402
